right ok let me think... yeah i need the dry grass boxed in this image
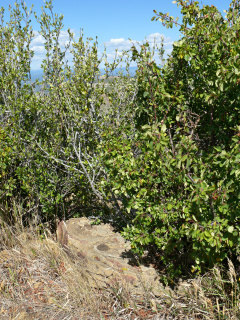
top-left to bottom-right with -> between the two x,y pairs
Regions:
0,215 -> 240,319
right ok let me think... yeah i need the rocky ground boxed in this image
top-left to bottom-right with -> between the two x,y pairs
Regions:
64,218 -> 164,297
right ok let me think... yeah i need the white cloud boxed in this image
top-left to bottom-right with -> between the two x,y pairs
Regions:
104,33 -> 173,51
106,38 -> 125,45
103,32 -> 173,66
30,31 -> 173,70
31,45 -> 45,54
146,32 -> 173,46
104,38 -> 135,52
31,33 -> 45,46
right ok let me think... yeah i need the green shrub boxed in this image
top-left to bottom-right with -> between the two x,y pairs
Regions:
0,0 -> 135,224
100,0 -> 240,279
0,127 -> 16,200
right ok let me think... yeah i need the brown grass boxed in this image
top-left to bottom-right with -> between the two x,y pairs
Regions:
0,216 -> 240,320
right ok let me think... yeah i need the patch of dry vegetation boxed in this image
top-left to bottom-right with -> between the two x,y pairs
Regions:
0,217 -> 161,319
0,216 -> 240,320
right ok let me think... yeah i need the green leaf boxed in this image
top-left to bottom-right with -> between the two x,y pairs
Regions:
161,124 -> 167,133
143,91 -> 149,98
228,226 -> 234,233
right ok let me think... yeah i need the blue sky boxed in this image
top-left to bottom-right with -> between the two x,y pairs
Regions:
1,0 -> 233,69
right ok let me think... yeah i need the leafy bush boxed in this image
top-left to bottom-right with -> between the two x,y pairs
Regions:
0,0 -> 136,224
101,0 -> 240,278
0,127 -> 16,201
